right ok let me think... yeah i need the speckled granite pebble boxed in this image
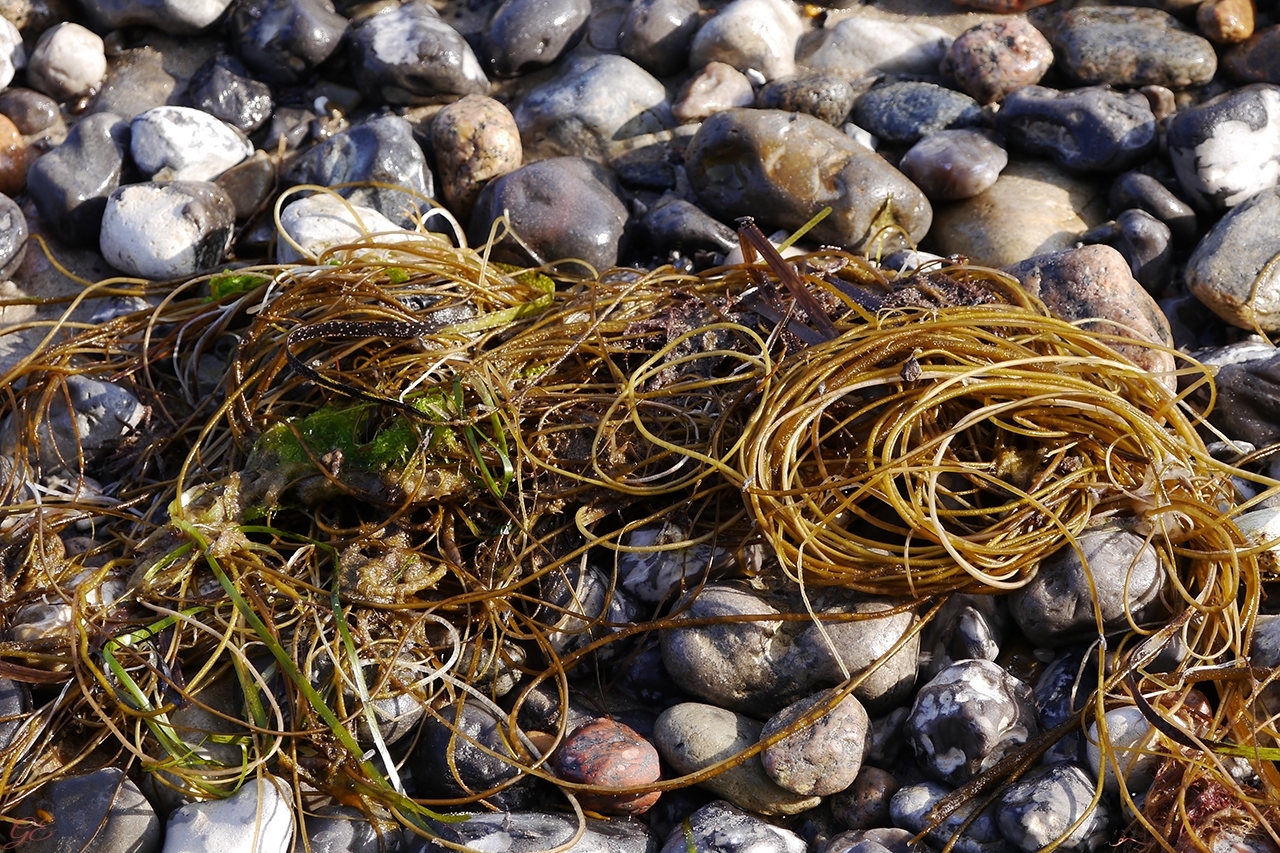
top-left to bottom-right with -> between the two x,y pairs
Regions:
1051,7 -> 1217,89
552,717 -> 662,815
432,94 -> 522,218
757,73 -> 856,126
760,690 -> 868,796
941,18 -> 1053,104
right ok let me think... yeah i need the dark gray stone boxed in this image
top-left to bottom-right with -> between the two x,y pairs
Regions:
27,111 -> 130,246
263,106 -> 315,151
852,81 -> 983,147
0,88 -> 58,134
80,0 -> 232,33
918,594 -> 1006,681
482,0 -> 590,78
85,46 -> 179,120
641,196 -> 737,256
1189,341 -> 1280,447
1168,83 -> 1280,212
1082,208 -> 1171,291
658,801 -> 805,853
997,763 -> 1114,853
995,85 -> 1156,173
187,54 -> 273,133
0,192 -> 27,279
294,805 -> 405,853
1033,646 -> 1093,764
890,781 -> 1005,853
286,115 -> 433,228
1051,7 -> 1217,89
1109,171 -> 1198,243
14,768 -> 161,853
0,678 -> 28,752
619,0 -> 700,77
906,659 -> 1040,787
228,0 -> 348,85
468,156 -> 629,270
829,769 -> 902,833
757,73 -> 857,126
410,699 -> 538,809
350,1 -> 488,103
1008,525 -> 1169,647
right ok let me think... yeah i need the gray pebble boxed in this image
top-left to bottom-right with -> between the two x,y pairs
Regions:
164,774 -> 295,853
619,0 -> 700,77
27,111 -> 130,245
293,805 -> 405,853
757,73 -> 856,126
81,0 -> 232,33
642,195 -> 737,257
482,0 -> 590,78
1108,171 -> 1198,243
890,781 -> 1005,853
0,192 -> 27,279
187,54 -> 273,133
1168,83 -> 1280,212
99,181 -> 235,280
1084,706 -> 1160,796
616,521 -> 725,603
825,828 -> 929,853
997,763 -> 1114,853
350,1 -> 488,102
853,82 -> 983,147
15,768 -> 161,853
797,18 -> 951,80
688,0 -> 802,81
431,94 -> 522,218
414,811 -> 655,853
0,88 -> 57,135
659,801 -> 807,853
1051,6 -> 1217,89
673,61 -> 755,123
830,766 -> 900,831
410,699 -> 538,809
85,46 -> 178,121
995,85 -> 1156,173
228,0 -> 349,86
0,678 -> 29,752
1083,208 -> 1172,291
761,689 -> 869,796
263,106 -> 315,152
1192,343 -> 1280,447
1185,185 -> 1280,330
898,129 -> 1007,202
215,151 -> 275,218
918,594 -> 1007,681
131,105 -> 253,182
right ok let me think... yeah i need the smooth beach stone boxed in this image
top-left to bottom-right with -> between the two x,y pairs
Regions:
0,193 -> 27,279
163,775 -> 294,853
27,112 -> 130,246
1002,244 -> 1176,383
187,54 -> 273,133
1185,186 -> 1280,331
1109,170 -> 1198,243
482,0 -> 589,78
797,17 -> 951,80
830,767 -> 900,831
7,567 -> 125,641
688,0 -> 802,81
228,0 -> 348,86
997,763 -> 1114,853
1051,7 -> 1216,89
619,0 -> 700,77
0,115 -> 24,197
1168,83 -> 1280,212
918,594 -> 1006,681
432,95 -> 522,218
85,46 -> 178,120
655,703 -> 822,815
757,73 -> 856,126
418,811 -> 655,853
100,181 -> 235,280
295,805 -> 405,853
14,768 -> 160,853
686,109 -> 931,253
215,151 -> 274,218
672,61 -> 755,123
826,828 -> 931,853
24,377 -> 143,471
941,19 -> 1053,105
467,157 -> 628,269
1199,0 -> 1254,44
1224,26 -> 1280,83
760,689 -> 869,796
642,196 -> 738,256
995,86 -> 1156,173
1009,524 -> 1169,647
0,88 -> 57,134
552,717 -> 662,815
898,129 -> 1007,201
1196,345 -> 1280,447
1085,208 -> 1172,292
0,18 -> 23,92
285,115 -> 433,228
890,781 -> 1005,853
927,158 -> 1107,267
853,82 -> 982,147
27,22 -> 106,101
131,106 -> 252,182
659,801 -> 807,853
276,194 -> 415,263
81,0 -> 232,33
513,54 -> 671,160
263,106 -> 315,151
1084,706 -> 1160,796
411,700 -> 537,809
350,1 -> 487,102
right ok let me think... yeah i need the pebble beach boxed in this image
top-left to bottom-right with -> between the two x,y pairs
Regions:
2,0 -> 1280,852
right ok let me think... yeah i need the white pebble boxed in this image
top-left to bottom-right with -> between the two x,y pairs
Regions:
27,22 -> 105,100
163,775 -> 294,853
277,194 -> 421,264
0,18 -> 26,91
100,182 -> 235,280
131,106 -> 254,182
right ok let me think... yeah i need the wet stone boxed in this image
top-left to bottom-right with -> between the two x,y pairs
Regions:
1109,170 -> 1198,243
760,689 -> 869,796
187,54 -> 273,133
906,659 -> 1040,787
672,61 -> 755,124
350,1 -> 488,103
655,703 -> 822,815
830,766 -> 900,831
890,781 -> 1005,853
641,196 -> 738,258
85,46 -> 178,121
1168,83 -> 1280,212
263,106 -> 315,152
918,594 -> 1007,681
276,194 -> 414,264
1224,26 -> 1280,84
0,88 -> 59,135
513,54 -> 671,161
13,768 -> 161,853
481,0 -> 590,78
659,801 -> 807,853
941,19 -> 1054,105
1084,706 -> 1160,795
619,0 -> 700,78
469,156 -> 627,269
1051,7 -> 1217,89
688,0 -> 802,81
99,181 -> 235,280
417,811 -> 655,853
1185,185 -> 1280,330
27,22 -> 106,101
757,73 -> 856,126
215,151 -> 275,218
411,699 -> 538,809
897,129 -> 1006,202
997,763 -> 1115,853
81,0 -> 232,33
552,717 -> 662,815
164,775 -> 295,853
686,109 -> 931,253
797,17 -> 952,80
995,85 -> 1157,173
853,82 -> 983,147
228,0 -> 349,86
1199,0 -> 1254,44
294,805 -> 404,853
26,111 -> 130,246
0,193 -> 27,279
0,678 -> 28,752
431,95 -> 522,219
1084,208 -> 1172,292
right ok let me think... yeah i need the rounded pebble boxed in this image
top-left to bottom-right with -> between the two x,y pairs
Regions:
0,115 -> 25,197
0,17 -> 24,91
100,181 -> 236,280
350,1 -> 488,102
1109,170 -> 1198,242
187,53 -> 274,133
760,689 -> 869,796
659,801 -> 807,853
0,88 -> 59,134
853,82 -> 983,147
830,766 -> 900,831
227,0 -> 349,86
276,194 -> 417,264
1167,82 -> 1280,212
1085,706 -> 1161,795
482,0 -> 590,78
130,105 -> 254,183
941,19 -> 1054,105
432,95 -> 523,219
552,717 -> 662,815
1199,0 -> 1254,44
411,699 -> 538,809
995,85 -> 1157,173
1224,25 -> 1280,83
756,72 -> 855,126
26,111 -> 131,246
797,17 -> 952,80
673,62 -> 755,123
898,129 -> 1007,201
0,192 -> 28,279
997,763 -> 1114,853
27,22 -> 106,101
688,0 -> 802,81
1050,7 -> 1217,89
1185,185 -> 1280,330
619,0 -> 700,77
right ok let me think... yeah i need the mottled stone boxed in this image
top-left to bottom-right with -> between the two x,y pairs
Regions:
294,805 -> 404,853
619,0 -> 700,77
686,109 -> 931,253
228,0 -> 348,86
350,1 -> 488,102
1109,170 -> 1198,243
659,801 -> 807,853
164,775 -> 294,853
1185,185 -> 1280,331
81,0 -> 232,33
654,703 -> 821,815
14,768 -> 161,853
941,18 -> 1054,105
927,158 -> 1107,268
482,0 -> 589,78
513,54 -> 671,160
830,767 -> 900,831
468,157 -> 627,270
430,95 -> 521,221
995,85 -> 1156,173
997,763 -> 1114,853
100,181 -> 235,280
1084,706 -> 1160,795
1002,245 -> 1177,383
890,781 -> 1005,853
1199,0 -> 1253,44
418,811 -> 655,853
27,22 -> 105,101
760,690 -> 868,796
187,54 -> 273,133
26,111 -> 130,246
0,193 -> 26,279
853,82 -> 982,147
131,105 -> 253,182
552,717 -> 662,815
1051,7 -> 1216,89
798,17 -> 950,80
276,194 -> 416,264
898,129 -> 1007,202
756,73 -> 856,126
0,18 -> 23,92
1225,25 -> 1280,83
1168,83 -> 1280,212
673,61 -> 755,123
688,0 -> 802,81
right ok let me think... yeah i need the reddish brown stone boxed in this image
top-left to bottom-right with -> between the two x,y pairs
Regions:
1198,0 -> 1254,43
552,717 -> 661,815
1224,25 -> 1280,83
941,19 -> 1055,105
0,114 -> 25,197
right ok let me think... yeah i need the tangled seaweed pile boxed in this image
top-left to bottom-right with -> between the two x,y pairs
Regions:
0,210 -> 1279,852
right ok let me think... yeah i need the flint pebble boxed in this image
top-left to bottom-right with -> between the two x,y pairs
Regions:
99,181 -> 236,280
673,62 -> 755,123
1167,83 -> 1280,212
130,106 -> 253,183
852,82 -> 983,147
688,0 -> 802,81
27,22 -> 106,101
619,0 -> 700,77
659,801 -> 807,853
350,1 -> 488,102
482,0 -> 590,78
227,0 -> 348,86
995,85 -> 1157,173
